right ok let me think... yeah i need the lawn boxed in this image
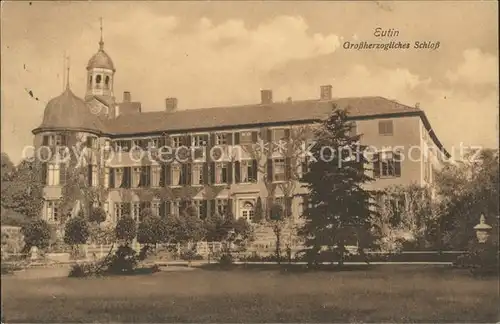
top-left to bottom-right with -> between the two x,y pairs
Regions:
1,265 -> 498,323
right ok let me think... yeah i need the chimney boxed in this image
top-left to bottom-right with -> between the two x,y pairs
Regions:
320,85 -> 332,100
260,89 -> 273,104
123,91 -> 131,103
165,98 -> 178,112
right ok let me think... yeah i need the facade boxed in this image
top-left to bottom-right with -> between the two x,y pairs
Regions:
32,33 -> 450,244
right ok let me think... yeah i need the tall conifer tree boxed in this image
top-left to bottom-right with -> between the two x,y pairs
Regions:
298,105 -> 378,266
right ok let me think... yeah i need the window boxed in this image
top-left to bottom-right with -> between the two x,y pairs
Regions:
132,167 -> 141,188
239,160 -> 257,183
90,164 -> 98,187
138,166 -> 151,187
215,199 -> 228,216
240,202 -> 254,222
114,168 -> 123,188
216,133 -> 228,145
193,200 -> 208,219
215,163 -> 229,184
171,164 -> 182,186
273,159 -> 286,182
378,120 -> 393,136
151,166 -> 161,187
152,201 -> 161,217
114,140 -> 130,152
104,168 -> 110,188
192,163 -> 204,186
89,75 -> 92,86
96,74 -> 102,84
114,203 -> 127,220
148,137 -> 159,149
172,200 -> 180,216
105,76 -> 110,89
373,151 -> 401,178
193,135 -> 207,147
131,202 -> 140,221
46,201 -> 60,222
239,131 -> 253,144
47,163 -> 60,186
171,136 -> 182,148
86,136 -> 98,149
44,134 -> 66,146
272,128 -> 288,142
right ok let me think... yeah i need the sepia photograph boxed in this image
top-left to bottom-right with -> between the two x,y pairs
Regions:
1,1 -> 499,323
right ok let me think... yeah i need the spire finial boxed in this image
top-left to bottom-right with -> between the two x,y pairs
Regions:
99,17 -> 104,50
66,56 -> 70,89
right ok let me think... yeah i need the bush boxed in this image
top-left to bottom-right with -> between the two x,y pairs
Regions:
89,206 -> 107,224
115,216 -> 137,244
453,242 -> 499,276
218,253 -> 234,266
64,217 -> 90,246
105,245 -> 138,274
179,249 -> 203,261
137,215 -> 166,246
21,219 -> 51,251
68,262 -> 99,278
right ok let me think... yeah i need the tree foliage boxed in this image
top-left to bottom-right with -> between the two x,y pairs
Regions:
115,216 -> 137,244
375,184 -> 439,252
434,148 -> 499,249
21,219 -> 52,251
137,215 -> 167,245
298,106 -> 377,266
88,206 -> 107,224
64,217 -> 90,246
1,157 -> 44,219
253,197 -> 264,223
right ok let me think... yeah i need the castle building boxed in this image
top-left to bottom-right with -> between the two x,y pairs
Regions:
32,30 -> 450,243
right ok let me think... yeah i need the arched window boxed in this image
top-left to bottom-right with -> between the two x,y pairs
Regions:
96,75 -> 102,84
89,75 -> 92,86
104,76 -> 110,89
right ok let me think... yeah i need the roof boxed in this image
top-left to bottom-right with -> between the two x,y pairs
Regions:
104,96 -> 420,135
33,86 -> 104,135
103,96 -> 450,158
87,46 -> 115,71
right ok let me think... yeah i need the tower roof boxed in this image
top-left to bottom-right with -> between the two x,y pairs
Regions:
33,86 -> 104,135
87,49 -> 115,71
86,18 -> 115,71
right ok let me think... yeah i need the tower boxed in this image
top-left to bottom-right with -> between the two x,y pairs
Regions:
85,18 -> 116,110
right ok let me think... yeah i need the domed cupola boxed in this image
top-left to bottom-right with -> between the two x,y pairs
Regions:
33,85 -> 104,135
87,41 -> 115,72
85,18 -> 115,102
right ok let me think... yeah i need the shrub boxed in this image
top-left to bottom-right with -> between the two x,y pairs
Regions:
137,215 -> 166,246
21,219 -> 51,251
64,217 -> 90,246
105,245 -> 138,274
179,248 -> 203,261
88,206 -> 107,224
115,216 -> 137,244
218,253 -> 234,266
68,262 -> 98,278
453,241 -> 499,276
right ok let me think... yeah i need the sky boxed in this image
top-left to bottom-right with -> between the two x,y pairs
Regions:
1,1 -> 498,164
